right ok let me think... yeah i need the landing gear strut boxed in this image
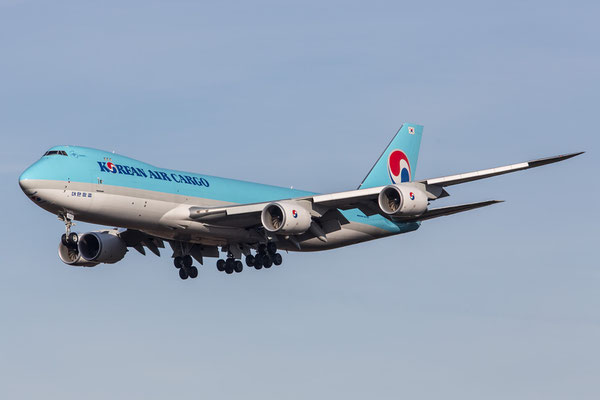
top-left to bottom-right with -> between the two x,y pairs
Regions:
59,213 -> 78,248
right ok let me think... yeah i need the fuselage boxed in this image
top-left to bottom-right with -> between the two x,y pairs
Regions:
19,146 -> 419,251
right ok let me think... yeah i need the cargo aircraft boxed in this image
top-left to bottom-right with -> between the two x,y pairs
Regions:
19,124 -> 582,280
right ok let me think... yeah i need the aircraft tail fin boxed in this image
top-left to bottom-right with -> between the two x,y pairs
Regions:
358,123 -> 423,189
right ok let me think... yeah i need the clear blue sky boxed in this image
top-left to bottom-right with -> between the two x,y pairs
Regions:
1,1 -> 598,399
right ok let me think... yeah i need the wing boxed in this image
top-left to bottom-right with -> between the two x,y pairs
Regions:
418,152 -> 583,187
185,152 -> 582,231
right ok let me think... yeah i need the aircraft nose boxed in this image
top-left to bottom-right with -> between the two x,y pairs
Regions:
19,163 -> 40,193
19,177 -> 33,192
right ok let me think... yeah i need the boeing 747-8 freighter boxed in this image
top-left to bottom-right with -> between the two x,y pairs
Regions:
19,124 -> 582,279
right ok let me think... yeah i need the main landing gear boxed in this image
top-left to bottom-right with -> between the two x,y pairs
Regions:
245,242 -> 283,270
173,254 -> 199,280
215,241 -> 284,274
216,256 -> 243,274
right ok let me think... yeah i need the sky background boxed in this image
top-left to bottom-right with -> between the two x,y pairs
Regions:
0,1 -> 598,399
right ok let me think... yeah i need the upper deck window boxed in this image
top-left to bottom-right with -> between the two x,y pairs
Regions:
43,150 -> 68,156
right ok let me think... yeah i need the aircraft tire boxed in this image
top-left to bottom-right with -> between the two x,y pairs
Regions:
182,255 -> 193,268
179,268 -> 189,280
245,255 -> 255,267
234,261 -> 243,273
173,256 -> 183,269
225,259 -> 235,274
216,259 -> 225,271
267,242 -> 277,255
273,253 -> 283,266
61,233 -> 69,246
68,232 -> 79,246
263,255 -> 273,269
188,266 -> 198,279
254,254 -> 264,269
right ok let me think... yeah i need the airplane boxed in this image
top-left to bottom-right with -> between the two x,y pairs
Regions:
18,124 -> 582,280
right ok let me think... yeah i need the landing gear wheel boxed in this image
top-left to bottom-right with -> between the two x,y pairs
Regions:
182,255 -> 193,268
234,261 -> 243,273
179,268 -> 189,280
67,232 -> 79,246
273,253 -> 283,266
225,258 -> 235,274
267,242 -> 277,255
258,244 -> 267,254
216,259 -> 225,272
174,256 -> 184,269
188,266 -> 198,279
254,254 -> 264,269
263,255 -> 273,269
61,234 -> 68,246
245,255 -> 255,267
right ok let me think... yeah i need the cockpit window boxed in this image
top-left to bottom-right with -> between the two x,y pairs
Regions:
43,150 -> 68,156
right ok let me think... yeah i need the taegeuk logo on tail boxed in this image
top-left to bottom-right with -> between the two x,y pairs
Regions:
388,149 -> 411,184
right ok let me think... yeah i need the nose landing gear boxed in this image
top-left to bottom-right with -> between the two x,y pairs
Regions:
61,232 -> 79,247
59,213 -> 78,248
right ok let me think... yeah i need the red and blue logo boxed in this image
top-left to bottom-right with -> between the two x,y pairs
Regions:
409,192 -> 415,200
106,162 -> 116,173
388,149 -> 411,184
292,210 -> 298,218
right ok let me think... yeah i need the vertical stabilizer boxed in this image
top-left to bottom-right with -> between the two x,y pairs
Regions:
358,123 -> 423,189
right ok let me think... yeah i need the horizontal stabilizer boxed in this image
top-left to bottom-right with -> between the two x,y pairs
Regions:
402,200 -> 503,222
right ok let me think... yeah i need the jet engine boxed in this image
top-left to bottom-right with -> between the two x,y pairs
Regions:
261,201 -> 312,235
378,185 -> 428,217
77,231 -> 127,264
58,239 -> 99,267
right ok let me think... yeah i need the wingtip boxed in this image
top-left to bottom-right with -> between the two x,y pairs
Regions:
564,151 -> 585,158
528,151 -> 584,168
552,151 -> 585,163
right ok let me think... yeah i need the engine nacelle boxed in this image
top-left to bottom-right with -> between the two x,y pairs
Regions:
378,185 -> 428,217
78,231 -> 127,264
261,201 -> 312,235
58,240 -> 99,267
